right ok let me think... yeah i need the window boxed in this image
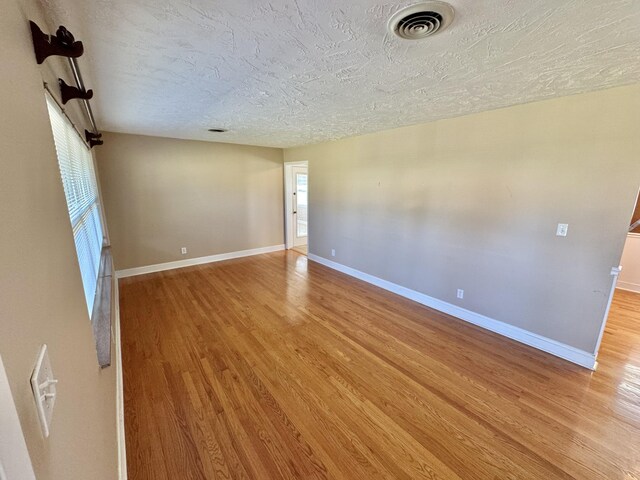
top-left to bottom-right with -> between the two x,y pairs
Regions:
46,94 -> 104,316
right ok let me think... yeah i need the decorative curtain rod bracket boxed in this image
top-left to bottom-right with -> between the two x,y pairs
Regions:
85,130 -> 103,148
30,21 -> 84,64
31,20 -> 103,147
59,78 -> 93,104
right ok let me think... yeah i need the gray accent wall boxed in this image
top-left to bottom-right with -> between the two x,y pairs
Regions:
285,84 -> 640,354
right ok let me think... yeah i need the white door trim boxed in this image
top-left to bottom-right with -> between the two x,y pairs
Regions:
284,161 -> 308,250
0,355 -> 36,480
292,166 -> 309,248
593,266 -> 622,360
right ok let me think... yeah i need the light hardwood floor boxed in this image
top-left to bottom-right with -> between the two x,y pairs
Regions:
291,245 -> 308,255
119,251 -> 640,479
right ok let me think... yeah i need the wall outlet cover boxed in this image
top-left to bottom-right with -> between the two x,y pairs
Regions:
556,223 -> 569,237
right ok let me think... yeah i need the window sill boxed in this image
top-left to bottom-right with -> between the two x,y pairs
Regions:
92,247 -> 113,368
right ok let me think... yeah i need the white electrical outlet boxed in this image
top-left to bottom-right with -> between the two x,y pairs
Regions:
556,224 -> 569,237
457,289 -> 464,299
331,249 -> 336,257
181,247 -> 187,255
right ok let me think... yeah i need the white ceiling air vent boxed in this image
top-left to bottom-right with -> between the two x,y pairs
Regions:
388,1 -> 455,40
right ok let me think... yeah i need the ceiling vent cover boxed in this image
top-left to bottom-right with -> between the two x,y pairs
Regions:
388,1 -> 455,40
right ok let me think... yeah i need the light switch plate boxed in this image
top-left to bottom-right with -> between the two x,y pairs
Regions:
30,345 -> 57,438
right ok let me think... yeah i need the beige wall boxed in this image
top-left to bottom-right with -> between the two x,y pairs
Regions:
0,0 -> 117,479
285,84 -> 640,354
96,132 -> 284,270
619,234 -> 640,293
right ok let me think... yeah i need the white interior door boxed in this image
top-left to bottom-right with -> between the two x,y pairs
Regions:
292,166 -> 308,247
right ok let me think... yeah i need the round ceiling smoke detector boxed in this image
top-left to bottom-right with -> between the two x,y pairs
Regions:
388,1 -> 455,40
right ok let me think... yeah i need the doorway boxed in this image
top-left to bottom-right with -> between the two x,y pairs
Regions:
0,355 -> 36,479
284,162 -> 308,255
594,187 -> 640,361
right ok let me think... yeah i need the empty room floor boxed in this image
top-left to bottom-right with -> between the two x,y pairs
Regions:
119,251 -> 640,480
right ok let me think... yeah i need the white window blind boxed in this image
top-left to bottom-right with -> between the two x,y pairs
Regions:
46,94 -> 104,316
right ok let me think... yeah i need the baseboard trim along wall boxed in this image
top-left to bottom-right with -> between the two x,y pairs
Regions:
616,282 -> 640,293
116,244 -> 285,278
308,254 -> 597,370
113,279 -> 127,480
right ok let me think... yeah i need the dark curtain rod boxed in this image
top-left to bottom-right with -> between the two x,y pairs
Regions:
30,21 -> 102,144
43,81 -> 93,149
68,57 -> 98,133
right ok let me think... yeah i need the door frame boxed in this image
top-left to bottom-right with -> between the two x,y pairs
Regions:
0,355 -> 36,480
593,186 -> 640,363
284,161 -> 308,250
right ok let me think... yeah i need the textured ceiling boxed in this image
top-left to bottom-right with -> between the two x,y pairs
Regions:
42,0 -> 640,147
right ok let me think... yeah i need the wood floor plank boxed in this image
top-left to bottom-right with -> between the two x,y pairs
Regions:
120,251 -> 640,479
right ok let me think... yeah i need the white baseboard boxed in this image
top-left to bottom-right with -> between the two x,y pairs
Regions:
308,254 -> 597,370
616,281 -> 640,293
113,279 -> 127,480
116,244 -> 285,278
